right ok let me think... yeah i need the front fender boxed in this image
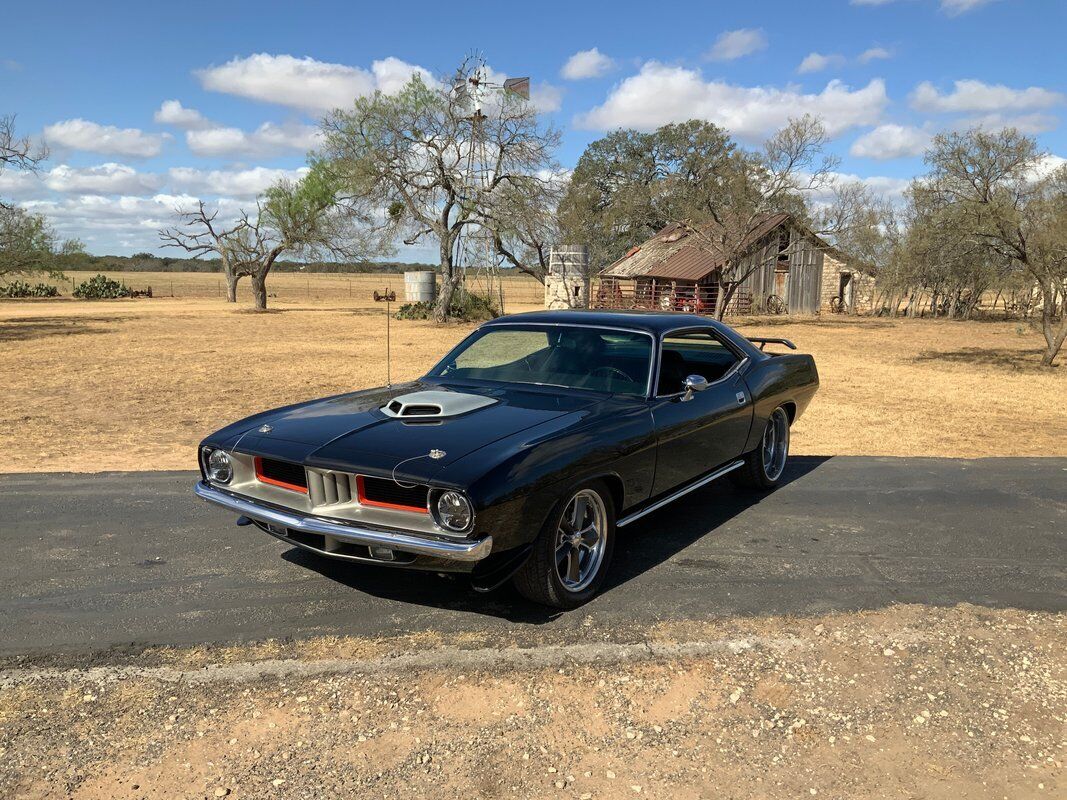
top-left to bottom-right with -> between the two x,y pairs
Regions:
439,397 -> 656,552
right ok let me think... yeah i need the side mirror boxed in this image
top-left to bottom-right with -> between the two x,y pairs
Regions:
681,374 -> 708,402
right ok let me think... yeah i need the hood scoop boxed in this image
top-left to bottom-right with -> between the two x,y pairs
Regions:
380,390 -> 497,419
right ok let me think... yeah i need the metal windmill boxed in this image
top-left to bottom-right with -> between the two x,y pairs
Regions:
448,56 -> 531,314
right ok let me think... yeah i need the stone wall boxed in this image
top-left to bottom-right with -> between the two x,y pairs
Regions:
545,274 -> 589,309
819,252 -> 874,313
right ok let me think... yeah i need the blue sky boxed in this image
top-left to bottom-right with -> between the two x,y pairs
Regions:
2,0 -> 1064,257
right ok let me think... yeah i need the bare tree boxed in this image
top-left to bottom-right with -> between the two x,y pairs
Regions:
1,115 -> 46,170
319,63 -> 559,320
489,172 -> 565,284
159,201 -> 246,302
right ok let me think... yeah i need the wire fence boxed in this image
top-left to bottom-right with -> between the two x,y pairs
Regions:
44,271 -> 547,310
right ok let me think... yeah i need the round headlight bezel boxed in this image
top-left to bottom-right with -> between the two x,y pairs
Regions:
204,447 -> 233,484
432,489 -> 474,533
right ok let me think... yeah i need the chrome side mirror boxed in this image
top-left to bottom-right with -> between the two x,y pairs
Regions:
681,374 -> 708,402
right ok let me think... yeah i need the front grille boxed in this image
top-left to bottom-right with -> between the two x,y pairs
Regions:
357,475 -> 428,512
255,457 -> 308,493
306,470 -> 355,506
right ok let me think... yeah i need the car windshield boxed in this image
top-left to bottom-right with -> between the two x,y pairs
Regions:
430,324 -> 653,396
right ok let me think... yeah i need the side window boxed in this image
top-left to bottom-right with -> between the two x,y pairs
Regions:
657,331 -> 740,394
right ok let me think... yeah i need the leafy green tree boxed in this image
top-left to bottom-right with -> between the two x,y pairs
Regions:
923,128 -> 1067,365
0,204 -> 83,284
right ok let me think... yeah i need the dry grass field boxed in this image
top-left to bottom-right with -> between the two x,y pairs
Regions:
0,291 -> 1064,473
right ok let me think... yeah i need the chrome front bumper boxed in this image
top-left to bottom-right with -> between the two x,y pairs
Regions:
194,482 -> 493,562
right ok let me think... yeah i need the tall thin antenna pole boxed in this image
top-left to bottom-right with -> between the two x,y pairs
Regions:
386,286 -> 392,388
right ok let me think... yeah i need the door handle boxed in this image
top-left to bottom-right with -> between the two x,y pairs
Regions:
736,391 -> 747,406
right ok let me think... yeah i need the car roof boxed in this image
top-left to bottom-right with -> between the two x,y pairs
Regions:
483,309 -> 723,336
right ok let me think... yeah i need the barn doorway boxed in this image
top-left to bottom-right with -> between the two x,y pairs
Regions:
839,272 -> 853,311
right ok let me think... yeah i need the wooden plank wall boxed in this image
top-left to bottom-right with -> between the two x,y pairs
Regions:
786,229 -> 824,313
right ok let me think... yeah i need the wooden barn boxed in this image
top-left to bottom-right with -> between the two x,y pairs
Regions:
595,213 -> 870,315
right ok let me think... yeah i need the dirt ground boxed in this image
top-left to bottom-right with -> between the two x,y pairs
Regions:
1,604 -> 1062,800
0,296 -> 1063,472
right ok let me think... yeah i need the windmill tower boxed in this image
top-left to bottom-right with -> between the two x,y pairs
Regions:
448,57 -> 531,315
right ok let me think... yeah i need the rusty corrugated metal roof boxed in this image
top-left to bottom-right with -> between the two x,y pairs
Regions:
643,247 -> 722,281
600,213 -> 795,281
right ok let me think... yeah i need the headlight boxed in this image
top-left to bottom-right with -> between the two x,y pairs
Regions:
434,490 -> 473,532
205,448 -> 233,484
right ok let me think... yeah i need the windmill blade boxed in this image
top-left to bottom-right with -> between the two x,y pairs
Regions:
503,77 -> 530,99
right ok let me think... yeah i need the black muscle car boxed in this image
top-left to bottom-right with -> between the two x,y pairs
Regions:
195,310 -> 818,607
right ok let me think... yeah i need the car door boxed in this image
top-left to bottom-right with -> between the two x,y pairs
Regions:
649,329 -> 754,495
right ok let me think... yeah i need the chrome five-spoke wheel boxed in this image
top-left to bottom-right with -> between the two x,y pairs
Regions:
514,481 -> 616,608
735,405 -> 792,489
554,489 -> 607,592
762,407 -> 790,482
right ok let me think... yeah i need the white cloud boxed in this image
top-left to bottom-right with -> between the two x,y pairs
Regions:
576,62 -> 888,140
42,119 -> 169,158
167,166 -> 310,197
911,79 -> 1064,113
370,56 -> 435,95
530,82 -> 563,113
0,169 -> 42,198
154,100 -> 213,130
21,194 -> 249,252
185,120 -> 321,157
825,171 -> 912,202
44,163 -> 164,195
797,53 -> 846,74
196,53 -> 432,111
940,0 -> 997,15
1030,154 -> 1066,181
957,112 -> 1058,134
851,0 -> 997,12
850,124 -> 932,159
705,29 -> 767,61
858,47 -> 892,63
561,48 -> 615,80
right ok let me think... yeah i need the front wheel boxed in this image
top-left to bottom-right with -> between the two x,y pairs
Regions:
513,482 -> 615,608
735,406 -> 791,489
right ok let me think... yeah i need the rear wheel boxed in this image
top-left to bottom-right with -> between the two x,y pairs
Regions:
735,406 -> 791,489
513,482 -> 615,608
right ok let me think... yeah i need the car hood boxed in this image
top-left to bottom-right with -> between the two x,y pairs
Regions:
213,381 -> 599,482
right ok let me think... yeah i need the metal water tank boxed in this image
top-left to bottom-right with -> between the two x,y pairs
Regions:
404,271 -> 436,303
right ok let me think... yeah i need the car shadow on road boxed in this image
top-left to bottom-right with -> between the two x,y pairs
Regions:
281,455 -> 832,624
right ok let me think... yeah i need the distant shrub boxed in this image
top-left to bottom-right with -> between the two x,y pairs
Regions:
0,281 -> 60,298
73,274 -> 132,299
395,290 -> 498,322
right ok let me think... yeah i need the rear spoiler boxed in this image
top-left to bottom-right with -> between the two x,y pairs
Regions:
747,337 -> 797,351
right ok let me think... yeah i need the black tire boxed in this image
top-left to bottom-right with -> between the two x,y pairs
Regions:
734,406 -> 791,490
513,481 -> 616,609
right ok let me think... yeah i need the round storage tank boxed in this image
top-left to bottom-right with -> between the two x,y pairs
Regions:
404,271 -> 436,303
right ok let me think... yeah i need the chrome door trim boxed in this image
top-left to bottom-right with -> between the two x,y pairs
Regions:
616,459 -> 745,527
